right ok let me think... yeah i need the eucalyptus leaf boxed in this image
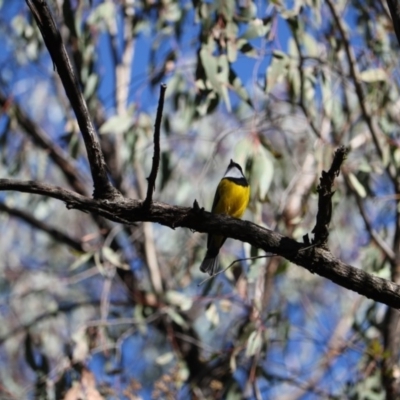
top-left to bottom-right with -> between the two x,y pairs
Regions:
99,115 -> 132,135
240,18 -> 272,40
265,52 -> 288,93
205,303 -> 220,327
348,172 -> 367,198
359,68 -> 387,83
246,330 -> 262,357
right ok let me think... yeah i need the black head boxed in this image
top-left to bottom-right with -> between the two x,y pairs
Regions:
224,159 -> 245,179
227,159 -> 244,173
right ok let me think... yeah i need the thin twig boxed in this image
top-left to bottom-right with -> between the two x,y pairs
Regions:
143,83 -> 167,209
198,255 -> 274,286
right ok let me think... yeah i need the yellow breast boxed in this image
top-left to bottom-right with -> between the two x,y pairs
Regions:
212,178 -> 250,218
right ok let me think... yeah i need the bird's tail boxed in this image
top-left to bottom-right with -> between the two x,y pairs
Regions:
200,251 -> 220,275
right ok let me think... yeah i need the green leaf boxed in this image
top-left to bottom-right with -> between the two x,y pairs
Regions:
199,46 -> 220,90
219,0 -> 235,21
87,2 -> 116,30
246,330 -> 262,357
237,2 -> 257,21
321,69 -> 333,118
359,68 -> 387,83
303,32 -> 319,58
165,308 -> 188,328
229,68 -> 252,107
348,172 -> 367,198
227,39 -> 238,63
83,73 -> 98,99
165,290 -> 193,311
156,352 -> 174,365
69,252 -> 94,270
240,18 -> 272,40
226,21 -> 238,39
102,247 -> 129,270
265,52 -> 288,93
218,55 -> 231,111
205,303 -> 220,327
251,148 -> 274,201
99,115 -> 132,135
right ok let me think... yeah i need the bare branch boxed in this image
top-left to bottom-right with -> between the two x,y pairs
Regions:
1,179 -> 400,309
386,0 -> 400,49
0,202 -> 84,252
25,0 -> 120,200
344,174 -> 396,262
312,146 -> 349,246
326,0 -> 395,181
143,84 -> 167,209
0,91 -> 88,196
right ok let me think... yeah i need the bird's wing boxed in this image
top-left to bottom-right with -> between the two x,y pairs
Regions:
211,183 -> 222,214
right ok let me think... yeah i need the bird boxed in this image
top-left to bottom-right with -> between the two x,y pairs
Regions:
200,159 -> 250,275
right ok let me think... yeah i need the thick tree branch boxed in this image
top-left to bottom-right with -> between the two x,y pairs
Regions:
1,178 -> 400,309
143,84 -> 167,209
25,0 -> 120,200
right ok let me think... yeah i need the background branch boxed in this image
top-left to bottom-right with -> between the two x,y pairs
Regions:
0,202 -> 84,252
0,91 -> 88,196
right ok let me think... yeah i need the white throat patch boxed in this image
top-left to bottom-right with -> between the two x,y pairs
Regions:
224,165 -> 244,179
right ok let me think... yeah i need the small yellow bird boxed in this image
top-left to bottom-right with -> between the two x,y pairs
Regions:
200,160 -> 250,275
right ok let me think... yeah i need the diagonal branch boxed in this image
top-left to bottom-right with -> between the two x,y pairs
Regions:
326,0 -> 397,183
25,0 -> 120,200
143,84 -> 167,209
344,173 -> 396,262
0,91 -> 88,196
0,202 -> 84,252
1,178 -> 400,309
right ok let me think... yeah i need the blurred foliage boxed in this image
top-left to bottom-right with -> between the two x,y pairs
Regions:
0,0 -> 400,398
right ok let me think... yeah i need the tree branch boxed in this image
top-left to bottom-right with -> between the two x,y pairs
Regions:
0,202 -> 84,252
25,0 -> 120,200
344,173 -> 396,262
0,91 -> 88,196
326,0 -> 397,183
311,146 -> 348,246
143,84 -> 167,209
1,178 -> 400,308
386,0 -> 400,49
